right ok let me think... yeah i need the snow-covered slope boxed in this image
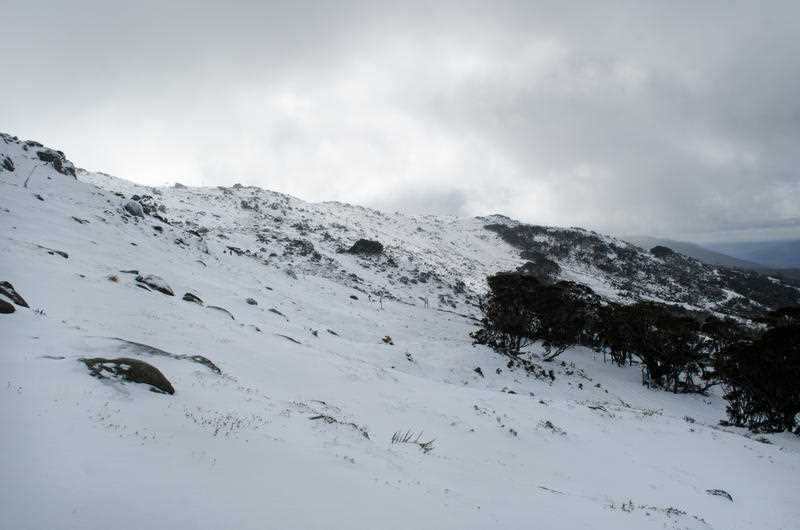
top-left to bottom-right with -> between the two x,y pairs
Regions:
1,134 -> 798,530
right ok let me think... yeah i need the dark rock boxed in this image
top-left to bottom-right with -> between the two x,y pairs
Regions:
350,295 -> 359,300
35,148 -> 76,177
182,292 -> 203,305
474,367 -> 484,377
71,216 -> 90,224
0,281 -> 29,308
37,245 -> 68,259
650,245 -> 675,259
124,200 -> 144,217
173,182 -> 186,189
268,307 -> 286,318
275,334 -> 301,344
80,357 -> 175,394
135,274 -> 174,296
347,239 -> 384,255
245,297 -> 257,305
34,194 -> 44,201
706,489 -> 733,502
1,156 -> 13,172
207,305 -> 235,319
0,298 -> 15,314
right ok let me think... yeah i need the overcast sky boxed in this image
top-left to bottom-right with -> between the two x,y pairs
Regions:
3,1 -> 799,241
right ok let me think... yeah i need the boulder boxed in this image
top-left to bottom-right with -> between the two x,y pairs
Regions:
80,357 -> 175,394
124,200 -> 144,217
347,239 -> 384,255
0,281 -> 29,308
136,274 -> 174,296
245,297 -> 257,305
182,292 -> 204,305
1,156 -> 13,172
650,245 -> 675,259
35,148 -> 76,177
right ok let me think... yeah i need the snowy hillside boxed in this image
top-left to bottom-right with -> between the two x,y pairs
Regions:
1,133 -> 798,530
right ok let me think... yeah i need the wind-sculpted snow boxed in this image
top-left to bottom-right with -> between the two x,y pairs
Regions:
1,134 -> 798,530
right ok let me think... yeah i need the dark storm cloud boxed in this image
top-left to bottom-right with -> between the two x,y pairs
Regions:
2,1 -> 798,240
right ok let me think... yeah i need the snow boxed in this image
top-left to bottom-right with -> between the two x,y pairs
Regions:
1,136 -> 799,529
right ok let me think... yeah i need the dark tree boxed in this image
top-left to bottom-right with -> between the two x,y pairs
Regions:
595,302 -> 709,393
472,272 -> 599,361
714,323 -> 800,432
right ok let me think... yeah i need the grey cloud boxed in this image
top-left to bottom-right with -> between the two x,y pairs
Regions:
2,1 -> 798,240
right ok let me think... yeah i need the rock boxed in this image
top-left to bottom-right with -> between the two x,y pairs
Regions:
36,245 -> 68,259
35,148 -> 76,177
207,305 -> 235,320
347,239 -> 384,255
706,489 -> 733,502
80,357 -> 175,394
1,156 -> 13,172
124,200 -> 144,217
107,338 -> 221,375
268,307 -> 287,319
245,297 -> 257,305
275,333 -> 301,344
350,295 -> 359,300
135,274 -> 174,296
182,292 -> 204,305
474,367 -> 484,377
0,281 -> 29,308
173,182 -> 186,189
650,245 -> 675,258
0,298 -> 15,314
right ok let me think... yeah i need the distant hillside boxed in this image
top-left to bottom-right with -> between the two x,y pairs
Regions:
704,239 -> 800,269
623,235 -> 800,282
622,235 -> 765,271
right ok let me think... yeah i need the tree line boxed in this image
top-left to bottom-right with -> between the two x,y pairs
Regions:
472,271 -> 800,434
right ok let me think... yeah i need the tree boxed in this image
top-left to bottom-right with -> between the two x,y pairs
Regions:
714,322 -> 800,432
595,302 -> 709,393
472,272 -> 542,354
472,272 -> 599,360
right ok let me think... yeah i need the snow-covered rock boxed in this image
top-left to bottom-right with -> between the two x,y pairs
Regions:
124,199 -> 144,217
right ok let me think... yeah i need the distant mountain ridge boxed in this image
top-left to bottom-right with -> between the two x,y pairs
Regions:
623,235 -> 800,282
705,239 -> 800,269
